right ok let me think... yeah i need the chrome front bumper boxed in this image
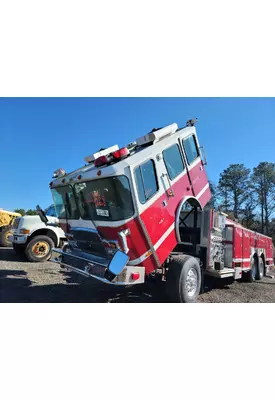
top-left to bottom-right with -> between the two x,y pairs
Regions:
50,248 -> 145,285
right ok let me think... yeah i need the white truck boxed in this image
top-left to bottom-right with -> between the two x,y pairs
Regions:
9,205 -> 66,262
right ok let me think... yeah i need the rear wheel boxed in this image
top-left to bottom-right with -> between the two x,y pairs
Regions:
166,255 -> 201,303
256,257 -> 264,280
244,256 -> 257,283
0,226 -> 13,247
25,235 -> 54,262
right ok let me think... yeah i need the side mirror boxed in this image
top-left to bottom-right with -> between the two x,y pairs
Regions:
108,250 -> 129,276
36,205 -> 49,224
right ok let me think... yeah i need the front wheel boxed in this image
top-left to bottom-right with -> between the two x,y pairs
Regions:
166,255 -> 201,303
0,226 -> 13,247
25,235 -> 54,262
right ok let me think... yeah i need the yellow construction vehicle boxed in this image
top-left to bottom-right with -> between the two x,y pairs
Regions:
0,209 -> 21,247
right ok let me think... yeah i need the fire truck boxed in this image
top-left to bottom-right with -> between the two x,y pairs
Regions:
38,120 -> 274,302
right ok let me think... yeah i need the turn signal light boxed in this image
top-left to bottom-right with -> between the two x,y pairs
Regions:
20,229 -> 30,234
131,272 -> 140,281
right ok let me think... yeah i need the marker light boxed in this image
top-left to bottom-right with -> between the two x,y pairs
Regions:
131,272 -> 140,281
52,168 -> 66,179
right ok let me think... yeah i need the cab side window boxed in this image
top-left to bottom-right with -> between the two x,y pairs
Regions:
163,143 -> 185,180
183,135 -> 199,165
134,159 -> 158,204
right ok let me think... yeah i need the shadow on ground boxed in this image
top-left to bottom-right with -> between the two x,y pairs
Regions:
0,247 -> 27,262
0,277 -> 165,303
1,248 -> 273,303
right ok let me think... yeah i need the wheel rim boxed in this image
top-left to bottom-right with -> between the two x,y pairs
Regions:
32,241 -> 50,257
5,230 -> 12,242
185,267 -> 198,297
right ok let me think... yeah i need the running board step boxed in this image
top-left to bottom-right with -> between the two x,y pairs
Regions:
205,267 -> 235,278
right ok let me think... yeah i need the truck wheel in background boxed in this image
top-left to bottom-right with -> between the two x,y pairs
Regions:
256,257 -> 264,280
166,255 -> 201,303
13,243 -> 26,256
0,226 -> 13,247
244,256 -> 257,283
25,235 -> 54,262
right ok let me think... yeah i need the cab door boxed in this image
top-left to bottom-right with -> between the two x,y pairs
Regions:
180,133 -> 211,207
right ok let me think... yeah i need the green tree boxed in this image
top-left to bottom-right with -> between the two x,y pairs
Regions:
206,181 -> 217,208
25,209 -> 37,215
252,162 -> 275,235
217,164 -> 250,219
240,189 -> 257,229
14,208 -> 25,216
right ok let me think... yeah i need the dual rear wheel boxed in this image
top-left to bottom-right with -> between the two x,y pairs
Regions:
244,256 -> 264,282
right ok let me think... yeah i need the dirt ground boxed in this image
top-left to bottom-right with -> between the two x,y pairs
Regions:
0,247 -> 275,303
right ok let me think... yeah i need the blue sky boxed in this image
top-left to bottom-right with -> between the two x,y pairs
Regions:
0,97 -> 274,211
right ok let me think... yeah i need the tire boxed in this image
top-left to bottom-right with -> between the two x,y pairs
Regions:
13,243 -> 26,256
166,255 -> 201,303
25,235 -> 54,262
245,256 -> 257,283
0,226 -> 13,247
256,257 -> 264,280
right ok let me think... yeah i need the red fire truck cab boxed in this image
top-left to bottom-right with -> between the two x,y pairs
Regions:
43,120 -> 273,302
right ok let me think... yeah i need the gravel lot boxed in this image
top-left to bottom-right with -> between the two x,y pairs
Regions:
0,246 -> 275,302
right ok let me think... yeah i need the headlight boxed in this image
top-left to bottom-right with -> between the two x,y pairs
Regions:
20,228 -> 30,234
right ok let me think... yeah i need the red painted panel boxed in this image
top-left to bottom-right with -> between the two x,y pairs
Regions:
140,173 -> 191,246
156,229 -> 178,267
242,229 -> 251,260
233,227 -> 243,260
188,161 -> 209,205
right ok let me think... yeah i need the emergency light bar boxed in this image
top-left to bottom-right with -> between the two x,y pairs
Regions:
84,145 -> 119,164
94,147 -> 130,167
136,123 -> 178,146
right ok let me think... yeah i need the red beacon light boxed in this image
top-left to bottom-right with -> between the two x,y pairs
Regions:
112,147 -> 130,160
94,147 -> 130,168
94,155 -> 111,167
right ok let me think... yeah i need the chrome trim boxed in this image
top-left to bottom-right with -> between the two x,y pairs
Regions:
50,250 -> 140,286
51,259 -> 131,285
199,145 -> 207,165
162,172 -> 175,196
71,227 -> 99,235
118,229 -> 130,253
52,247 -> 108,267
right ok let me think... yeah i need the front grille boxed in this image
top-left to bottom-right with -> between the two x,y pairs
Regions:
71,228 -> 108,258
13,217 -> 21,230
72,229 -> 102,243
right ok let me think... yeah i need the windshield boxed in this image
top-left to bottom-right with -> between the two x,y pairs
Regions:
45,205 -> 57,217
74,176 -> 134,221
51,185 -> 79,219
